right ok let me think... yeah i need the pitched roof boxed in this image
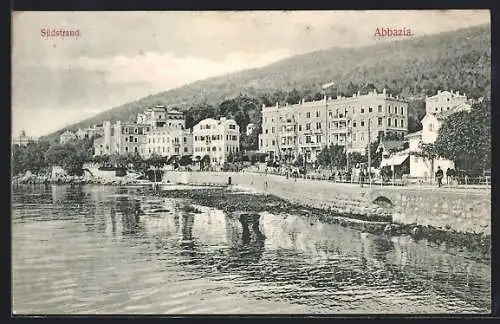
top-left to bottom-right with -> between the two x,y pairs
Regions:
377,140 -> 407,153
404,130 -> 422,139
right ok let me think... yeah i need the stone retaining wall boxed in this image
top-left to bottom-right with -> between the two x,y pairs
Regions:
163,171 -> 491,234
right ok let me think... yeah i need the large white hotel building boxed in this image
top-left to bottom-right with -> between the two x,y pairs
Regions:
259,89 -> 409,162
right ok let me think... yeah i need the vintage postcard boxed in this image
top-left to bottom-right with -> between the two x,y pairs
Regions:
11,10 -> 491,315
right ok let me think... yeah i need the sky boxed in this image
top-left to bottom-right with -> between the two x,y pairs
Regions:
12,10 -> 490,137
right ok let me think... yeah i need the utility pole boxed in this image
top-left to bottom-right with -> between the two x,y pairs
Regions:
368,118 -> 372,184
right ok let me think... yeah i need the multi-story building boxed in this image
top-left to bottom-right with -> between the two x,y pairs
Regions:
425,90 -> 468,115
59,130 -> 78,144
259,88 -> 408,162
93,105 -> 193,159
405,90 -> 472,178
193,117 -> 240,164
75,125 -> 104,140
138,105 -> 185,130
142,128 -> 193,159
93,121 -> 151,156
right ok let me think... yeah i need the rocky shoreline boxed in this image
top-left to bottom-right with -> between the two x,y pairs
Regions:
156,186 -> 491,264
12,174 -> 152,186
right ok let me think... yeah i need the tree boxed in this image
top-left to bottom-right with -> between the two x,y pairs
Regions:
365,140 -> 382,169
292,153 -> 304,167
349,152 -> 366,166
317,144 -> 346,169
433,100 -> 490,171
286,88 -> 301,104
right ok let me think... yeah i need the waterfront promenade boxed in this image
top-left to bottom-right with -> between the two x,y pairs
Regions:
163,171 -> 491,235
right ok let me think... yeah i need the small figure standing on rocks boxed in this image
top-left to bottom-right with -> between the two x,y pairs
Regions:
435,166 -> 444,188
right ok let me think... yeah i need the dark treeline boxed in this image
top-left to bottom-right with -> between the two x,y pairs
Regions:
12,138 -> 94,176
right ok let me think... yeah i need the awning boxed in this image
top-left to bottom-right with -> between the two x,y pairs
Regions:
380,154 -> 409,167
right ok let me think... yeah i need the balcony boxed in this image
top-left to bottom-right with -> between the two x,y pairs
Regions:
330,127 -> 348,134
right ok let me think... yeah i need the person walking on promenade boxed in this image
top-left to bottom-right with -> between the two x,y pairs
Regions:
360,167 -> 365,187
435,166 -> 444,188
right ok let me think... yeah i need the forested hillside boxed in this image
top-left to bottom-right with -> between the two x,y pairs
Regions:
44,24 -> 490,142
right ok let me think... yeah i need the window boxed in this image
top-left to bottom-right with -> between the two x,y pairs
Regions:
447,107 -> 450,111
388,118 -> 391,126
353,121 -> 357,127
184,137 -> 187,143
361,108 -> 365,113
369,107 -> 373,113
361,120 -> 365,127
306,112 -> 311,118
306,135 -> 312,143
229,124 -> 236,129
435,108 -> 438,112
272,140 -> 276,146
429,123 -> 433,131
316,111 -> 320,117
184,147 -> 188,153
265,129 -> 269,134
394,119 -> 398,127
134,138 -> 138,143
306,123 -> 311,130
388,106 -> 391,114
316,122 -> 321,130
232,135 -> 237,141
125,137 -> 128,142
378,105 -> 382,112
125,128 -> 129,134
272,127 -> 275,133
298,125 -> 302,131
400,107 -> 404,115
378,117 -> 382,126
316,135 -> 322,143
401,119 -> 404,127
329,111 -> 333,117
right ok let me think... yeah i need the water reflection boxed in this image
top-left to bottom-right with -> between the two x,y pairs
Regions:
12,185 -> 491,314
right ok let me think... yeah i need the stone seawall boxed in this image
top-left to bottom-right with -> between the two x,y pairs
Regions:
163,171 -> 491,234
